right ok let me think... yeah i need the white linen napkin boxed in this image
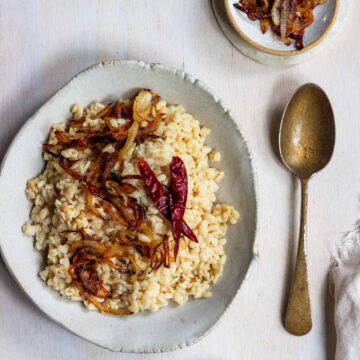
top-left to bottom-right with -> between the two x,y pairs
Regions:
331,226 -> 360,360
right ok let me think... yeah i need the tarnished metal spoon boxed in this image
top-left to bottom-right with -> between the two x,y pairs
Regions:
279,83 -> 335,336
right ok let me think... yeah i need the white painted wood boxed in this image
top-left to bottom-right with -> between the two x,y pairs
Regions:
0,0 -> 358,359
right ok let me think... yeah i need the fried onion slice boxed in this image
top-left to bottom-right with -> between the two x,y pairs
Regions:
233,0 -> 326,49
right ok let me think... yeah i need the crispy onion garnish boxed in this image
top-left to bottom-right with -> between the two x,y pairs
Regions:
68,229 -> 168,316
98,200 -> 129,227
59,157 -> 83,181
69,247 -> 110,298
105,180 -> 137,196
233,0 -> 326,49
133,90 -> 155,123
234,0 -> 272,21
271,0 -> 281,26
68,231 -> 146,315
85,295 -> 132,316
163,235 -> 171,268
44,90 -> 176,298
117,90 -> 161,162
84,187 -> 104,219
41,90 -> 183,314
280,0 -> 292,46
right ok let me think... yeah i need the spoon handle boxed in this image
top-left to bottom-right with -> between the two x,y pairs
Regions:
285,178 -> 312,336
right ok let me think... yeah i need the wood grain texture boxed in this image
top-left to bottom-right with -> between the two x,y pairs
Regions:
0,0 -> 359,359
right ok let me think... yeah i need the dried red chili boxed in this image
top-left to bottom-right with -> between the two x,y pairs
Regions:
181,222 -> 198,244
137,159 -> 198,258
137,160 -> 170,218
169,157 -> 188,258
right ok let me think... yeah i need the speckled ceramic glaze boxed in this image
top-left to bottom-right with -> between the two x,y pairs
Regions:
0,61 -> 258,352
213,0 -> 348,65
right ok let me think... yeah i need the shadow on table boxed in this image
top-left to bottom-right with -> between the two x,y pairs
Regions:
267,78 -> 299,325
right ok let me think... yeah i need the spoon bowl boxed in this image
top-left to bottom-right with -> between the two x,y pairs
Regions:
280,84 -> 335,179
279,83 -> 335,336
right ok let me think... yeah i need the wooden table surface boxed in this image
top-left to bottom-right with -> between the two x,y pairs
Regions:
1,1 -> 359,359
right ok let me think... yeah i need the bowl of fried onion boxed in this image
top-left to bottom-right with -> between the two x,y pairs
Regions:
224,0 -> 340,56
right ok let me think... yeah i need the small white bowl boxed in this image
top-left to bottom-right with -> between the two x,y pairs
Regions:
225,0 -> 340,56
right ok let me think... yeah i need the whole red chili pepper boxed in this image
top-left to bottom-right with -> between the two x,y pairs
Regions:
137,159 -> 198,258
181,222 -> 198,243
169,156 -> 188,258
137,160 -> 170,218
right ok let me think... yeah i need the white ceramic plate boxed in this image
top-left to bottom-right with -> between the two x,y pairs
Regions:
225,0 -> 339,56
0,60 -> 257,352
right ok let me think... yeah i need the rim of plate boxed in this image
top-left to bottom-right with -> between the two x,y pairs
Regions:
224,0 -> 340,56
0,60 -> 259,353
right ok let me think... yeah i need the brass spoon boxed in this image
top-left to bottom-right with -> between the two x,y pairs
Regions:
279,83 -> 335,336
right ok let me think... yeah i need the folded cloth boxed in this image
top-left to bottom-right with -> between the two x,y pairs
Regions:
331,227 -> 360,360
